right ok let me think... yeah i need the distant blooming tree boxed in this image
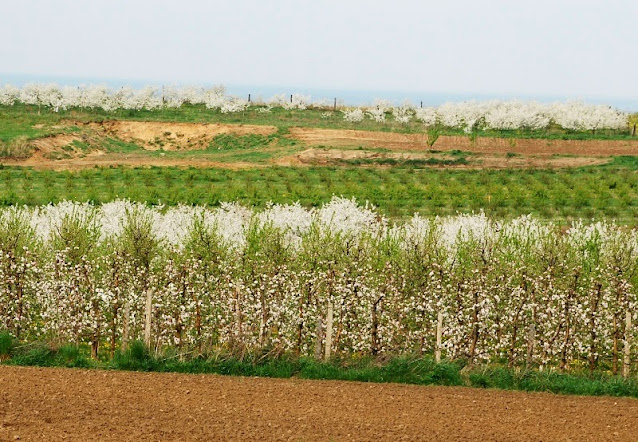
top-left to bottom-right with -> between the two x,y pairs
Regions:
0,83 -> 630,130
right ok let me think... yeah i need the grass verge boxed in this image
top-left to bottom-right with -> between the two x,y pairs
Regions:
3,338 -> 638,399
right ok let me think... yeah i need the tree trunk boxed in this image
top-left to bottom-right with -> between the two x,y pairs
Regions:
195,301 -> 202,352
235,285 -> 243,347
624,309 -> 632,378
469,292 -> 479,363
371,296 -> 383,356
526,321 -> 535,368
110,304 -> 119,359
91,333 -> 99,360
295,294 -> 305,357
613,309 -> 620,376
435,311 -> 443,363
589,283 -> 602,375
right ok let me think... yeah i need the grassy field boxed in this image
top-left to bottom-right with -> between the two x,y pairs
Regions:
1,160 -> 638,221
1,103 -> 637,143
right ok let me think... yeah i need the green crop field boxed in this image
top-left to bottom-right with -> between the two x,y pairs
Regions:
1,159 -> 638,222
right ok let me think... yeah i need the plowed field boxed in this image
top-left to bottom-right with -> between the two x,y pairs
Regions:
1,366 -> 637,441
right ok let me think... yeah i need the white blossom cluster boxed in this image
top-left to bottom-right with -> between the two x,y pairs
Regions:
342,108 -> 365,123
1,83 -> 629,131
0,84 -> 313,114
268,94 -> 311,110
2,197 -> 638,371
343,100 -> 629,132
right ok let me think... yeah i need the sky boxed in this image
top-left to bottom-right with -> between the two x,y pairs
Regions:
1,0 -> 637,104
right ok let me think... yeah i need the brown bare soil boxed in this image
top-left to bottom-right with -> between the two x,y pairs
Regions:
276,148 -> 610,169
3,122 -> 634,170
1,366 -> 637,441
2,153 -> 261,171
30,134 -> 80,155
89,121 -> 277,150
288,127 -> 638,156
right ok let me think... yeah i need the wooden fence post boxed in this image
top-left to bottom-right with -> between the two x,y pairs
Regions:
324,300 -> 333,361
435,311 -> 443,363
333,98 -> 337,112
121,301 -> 130,352
144,289 -> 153,349
248,93 -> 251,103
314,314 -> 323,360
624,309 -> 632,378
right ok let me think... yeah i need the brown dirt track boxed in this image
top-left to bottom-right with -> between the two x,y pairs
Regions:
5,152 -> 262,171
276,148 -> 609,169
1,366 -> 637,441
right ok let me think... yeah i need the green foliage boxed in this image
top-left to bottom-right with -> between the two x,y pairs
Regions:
469,366 -> 638,398
208,134 -> 271,150
0,208 -> 37,258
113,341 -> 155,371
104,138 -> 142,153
120,206 -> 158,269
0,331 -> 14,359
0,136 -> 33,159
0,164 -> 637,222
7,344 -> 92,368
51,207 -> 101,263
426,127 -> 440,147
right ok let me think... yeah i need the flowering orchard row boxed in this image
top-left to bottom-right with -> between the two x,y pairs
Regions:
1,198 -> 637,374
0,83 -> 629,132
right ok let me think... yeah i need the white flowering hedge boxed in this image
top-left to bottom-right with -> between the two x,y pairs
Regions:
0,83 -> 629,132
1,197 -> 637,372
363,99 -> 629,132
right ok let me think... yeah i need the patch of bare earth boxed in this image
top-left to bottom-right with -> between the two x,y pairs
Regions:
288,127 -> 638,156
90,120 -> 277,150
276,148 -> 610,169
3,153 -> 261,171
1,366 -> 637,441
30,134 -> 81,156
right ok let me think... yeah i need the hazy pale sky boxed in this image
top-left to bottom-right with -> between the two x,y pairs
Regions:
2,0 -> 637,98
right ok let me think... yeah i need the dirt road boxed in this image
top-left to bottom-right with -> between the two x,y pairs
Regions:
1,365 -> 637,441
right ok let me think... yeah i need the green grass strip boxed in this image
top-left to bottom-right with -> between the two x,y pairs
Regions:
4,338 -> 638,399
